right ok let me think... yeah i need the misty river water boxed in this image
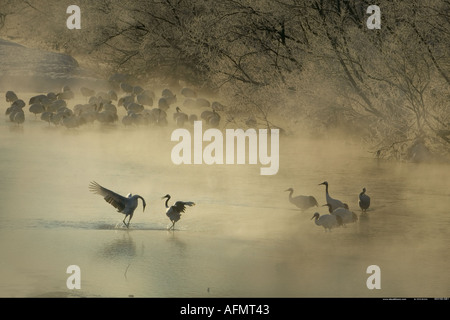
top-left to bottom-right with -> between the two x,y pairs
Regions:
0,95 -> 449,297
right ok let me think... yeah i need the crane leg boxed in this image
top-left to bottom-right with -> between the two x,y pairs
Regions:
123,214 -> 133,228
123,216 -> 130,228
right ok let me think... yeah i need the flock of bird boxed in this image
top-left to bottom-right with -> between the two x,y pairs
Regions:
89,181 -> 195,230
286,181 -> 371,232
3,78 -> 225,129
87,179 -> 370,232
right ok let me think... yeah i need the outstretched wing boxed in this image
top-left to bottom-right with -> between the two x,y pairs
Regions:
173,201 -> 195,213
89,181 -> 128,212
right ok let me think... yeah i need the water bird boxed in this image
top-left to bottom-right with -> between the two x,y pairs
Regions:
323,203 -> 358,225
359,187 -> 371,213
201,110 -> 214,121
40,111 -> 53,124
161,89 -> 177,105
133,85 -> 144,95
80,87 -> 95,98
183,98 -> 196,108
5,91 -> 18,102
119,95 -> 135,109
208,110 -> 221,127
46,92 -> 57,101
62,114 -> 80,128
201,109 -> 220,127
162,194 -> 195,230
196,98 -> 210,108
58,86 -> 74,100
318,181 -> 345,211
29,103 -> 45,117
152,108 -> 168,126
29,94 -> 49,105
188,114 -> 198,125
285,188 -> 318,211
108,90 -> 118,101
181,87 -> 197,98
89,181 -> 146,228
311,212 -> 343,231
162,88 -> 175,98
122,114 -> 133,126
158,97 -> 170,111
126,102 -> 144,114
136,92 -> 153,106
211,101 -> 225,111
11,99 -> 26,109
120,82 -> 134,93
173,106 -> 188,127
12,110 -> 25,125
6,102 -> 25,124
129,111 -> 148,126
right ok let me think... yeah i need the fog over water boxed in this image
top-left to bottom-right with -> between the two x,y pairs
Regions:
0,94 -> 449,297
0,0 -> 448,300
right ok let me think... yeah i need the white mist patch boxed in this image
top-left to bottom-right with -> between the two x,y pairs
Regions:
171,121 -> 279,175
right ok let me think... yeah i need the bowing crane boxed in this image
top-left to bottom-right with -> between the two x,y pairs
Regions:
311,212 -> 343,231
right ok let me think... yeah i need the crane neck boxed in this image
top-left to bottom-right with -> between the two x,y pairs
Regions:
164,196 -> 171,208
137,195 -> 146,209
288,189 -> 293,199
313,216 -> 320,226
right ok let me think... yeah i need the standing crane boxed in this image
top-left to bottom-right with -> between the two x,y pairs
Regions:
285,188 -> 318,211
359,187 -> 371,213
89,181 -> 146,228
311,212 -> 343,231
173,107 -> 188,127
162,194 -> 195,230
318,181 -> 345,211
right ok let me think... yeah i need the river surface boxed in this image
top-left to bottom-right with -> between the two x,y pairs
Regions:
0,93 -> 449,297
